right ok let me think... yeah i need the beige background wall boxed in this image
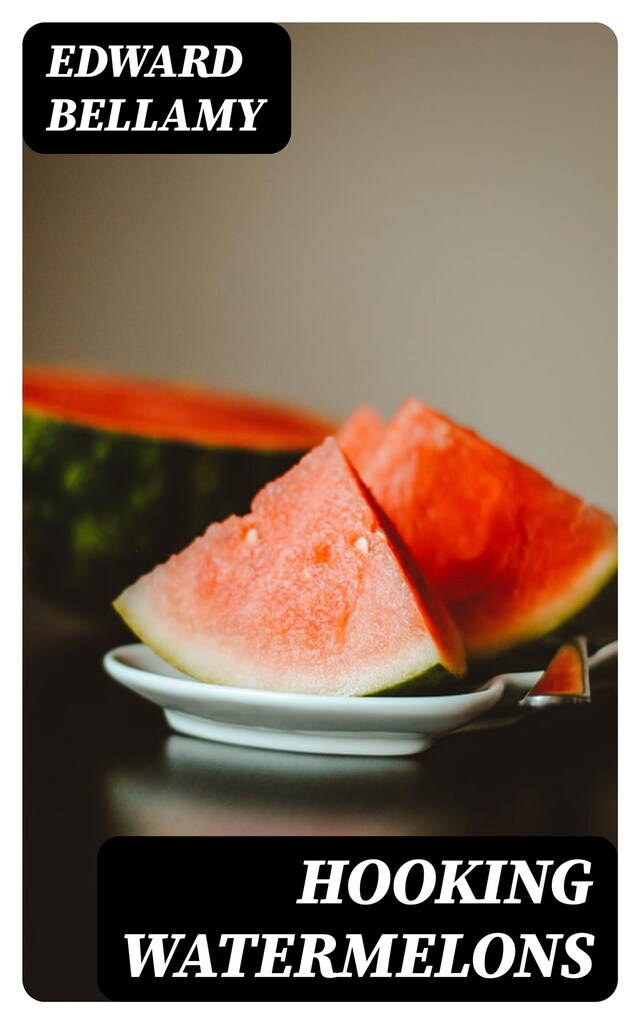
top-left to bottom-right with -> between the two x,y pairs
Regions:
24,23 -> 617,511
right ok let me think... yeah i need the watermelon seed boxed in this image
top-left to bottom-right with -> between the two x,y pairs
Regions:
245,528 -> 259,546
354,536 -> 369,554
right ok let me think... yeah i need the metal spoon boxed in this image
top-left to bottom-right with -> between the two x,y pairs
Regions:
458,640 -> 617,732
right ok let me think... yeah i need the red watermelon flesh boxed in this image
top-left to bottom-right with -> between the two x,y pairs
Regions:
24,365 -> 335,450
356,399 -> 617,659
114,438 -> 466,695
337,405 -> 386,469
528,639 -> 589,698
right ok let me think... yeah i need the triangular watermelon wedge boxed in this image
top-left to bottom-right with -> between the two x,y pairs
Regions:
114,438 -> 466,695
521,638 -> 590,705
351,398 -> 617,659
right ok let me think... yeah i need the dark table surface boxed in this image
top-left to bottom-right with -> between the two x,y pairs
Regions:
23,590 -> 617,1001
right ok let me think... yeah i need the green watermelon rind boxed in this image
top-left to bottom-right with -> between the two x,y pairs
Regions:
24,411 -> 308,610
362,662 -> 472,697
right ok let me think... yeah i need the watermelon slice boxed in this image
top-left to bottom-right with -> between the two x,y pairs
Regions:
522,638 -> 590,704
353,399 -> 617,659
114,438 -> 466,695
337,405 -> 386,469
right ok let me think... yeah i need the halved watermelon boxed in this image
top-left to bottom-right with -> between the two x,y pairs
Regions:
114,438 -> 466,695
352,399 -> 617,659
24,367 -> 334,609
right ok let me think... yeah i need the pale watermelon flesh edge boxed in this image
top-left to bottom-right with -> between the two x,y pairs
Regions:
114,583 -> 460,697
114,594 -> 460,696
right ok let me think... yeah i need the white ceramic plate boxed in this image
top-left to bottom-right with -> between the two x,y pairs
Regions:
103,643 -> 505,757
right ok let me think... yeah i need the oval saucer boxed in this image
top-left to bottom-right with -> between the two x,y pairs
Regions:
103,643 -> 505,757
